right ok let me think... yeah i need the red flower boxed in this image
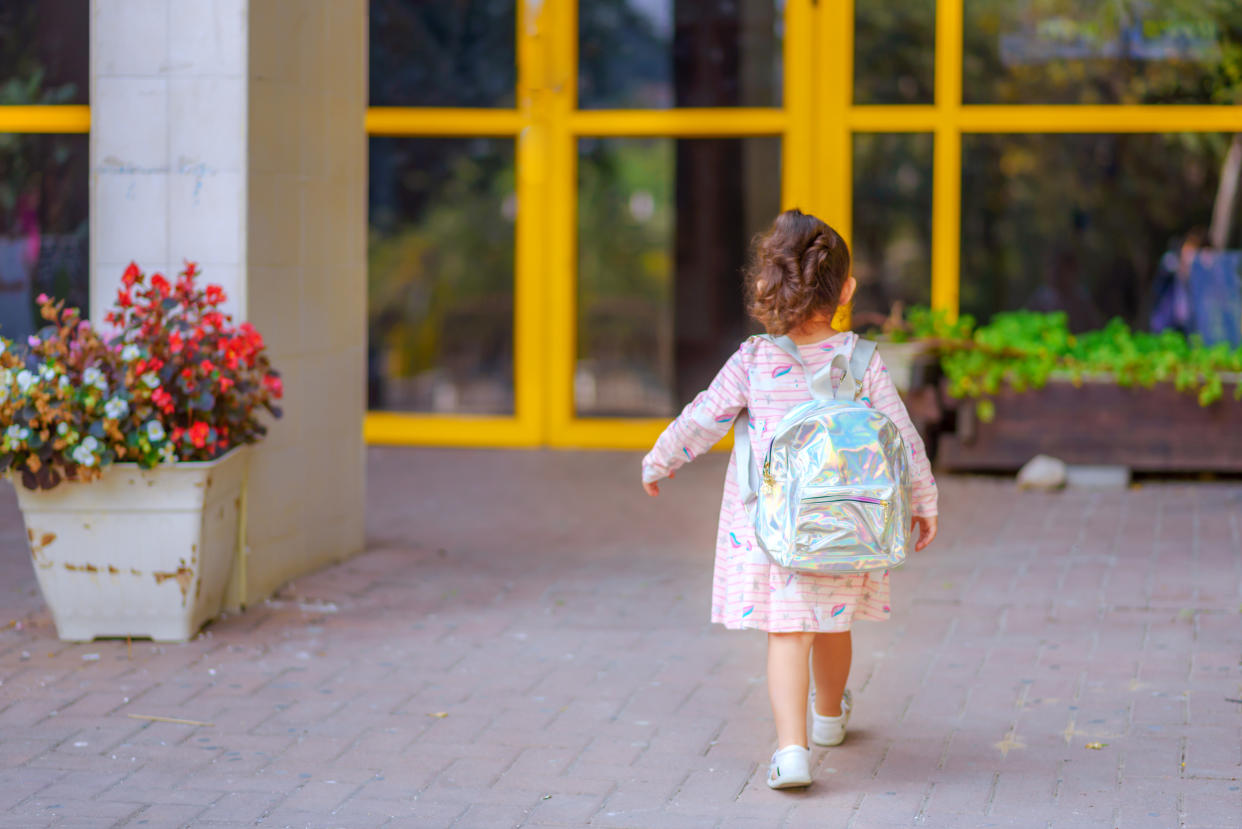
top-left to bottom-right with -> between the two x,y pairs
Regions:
189,422 -> 210,448
122,262 -> 140,286
184,261 -> 198,278
151,273 -> 171,298
218,376 -> 235,392
169,330 -> 184,354
147,357 -> 164,373
152,388 -> 174,412
263,374 -> 283,399
117,289 -> 133,308
205,285 -> 226,306
199,359 -> 215,374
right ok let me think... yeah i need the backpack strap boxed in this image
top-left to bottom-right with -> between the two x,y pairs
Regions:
847,338 -> 878,400
733,408 -> 760,510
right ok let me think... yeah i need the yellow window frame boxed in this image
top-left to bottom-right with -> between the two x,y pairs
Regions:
368,0 -> 1242,450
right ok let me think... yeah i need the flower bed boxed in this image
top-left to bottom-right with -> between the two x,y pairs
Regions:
1,262 -> 282,489
881,307 -> 1242,472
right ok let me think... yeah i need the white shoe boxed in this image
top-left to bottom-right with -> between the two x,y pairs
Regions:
811,688 -> 852,747
766,744 -> 812,789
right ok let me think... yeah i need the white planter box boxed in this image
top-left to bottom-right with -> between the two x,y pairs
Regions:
12,447 -> 249,642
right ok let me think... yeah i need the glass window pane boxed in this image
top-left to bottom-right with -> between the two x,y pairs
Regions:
579,0 -> 784,109
961,133 -> 1234,331
576,136 -> 781,417
965,1 -> 1242,104
369,0 -> 515,107
0,133 -> 89,341
0,1 -> 89,104
851,133 -> 933,329
368,137 -> 515,414
854,1 -> 935,105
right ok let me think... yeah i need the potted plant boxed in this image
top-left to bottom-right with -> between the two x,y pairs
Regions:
3,262 -> 283,642
899,308 -> 1242,472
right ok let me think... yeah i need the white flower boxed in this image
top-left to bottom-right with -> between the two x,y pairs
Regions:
121,344 -> 141,362
82,366 -> 108,391
6,425 -> 29,441
15,370 -> 36,393
145,420 -> 165,442
0,340 -> 6,355
59,375 -> 70,389
71,444 -> 97,467
159,442 -> 176,463
141,372 -> 160,389
104,398 -> 129,420
57,422 -> 69,436
38,364 -> 57,381
81,435 -> 99,453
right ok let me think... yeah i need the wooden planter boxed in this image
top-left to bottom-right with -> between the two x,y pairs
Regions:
937,379 -> 1242,473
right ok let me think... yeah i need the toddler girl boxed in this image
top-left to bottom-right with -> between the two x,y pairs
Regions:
640,208 -> 939,789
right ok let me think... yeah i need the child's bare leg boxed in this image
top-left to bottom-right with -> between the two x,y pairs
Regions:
811,631 -> 852,716
767,632 -> 816,748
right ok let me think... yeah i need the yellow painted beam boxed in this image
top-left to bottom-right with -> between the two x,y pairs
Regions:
821,0 -> 854,331
0,105 -> 90,133
847,106 -> 939,132
365,107 -> 522,136
569,108 -> 786,136
544,0 -> 579,442
955,105 -> 1242,133
782,0 -> 813,210
550,418 -> 734,452
847,104 -> 1242,135
364,412 -> 537,447
931,0 -> 964,319
513,0 -> 551,443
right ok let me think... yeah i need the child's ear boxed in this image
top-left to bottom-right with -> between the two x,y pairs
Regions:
839,275 -> 858,308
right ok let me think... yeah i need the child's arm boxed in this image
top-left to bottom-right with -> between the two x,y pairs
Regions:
861,347 -> 939,546
641,345 -> 750,493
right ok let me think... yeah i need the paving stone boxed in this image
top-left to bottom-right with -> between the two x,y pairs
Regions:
1,451 -> 1240,828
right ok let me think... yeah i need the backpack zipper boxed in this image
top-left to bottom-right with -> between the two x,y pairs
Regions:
802,494 -> 889,507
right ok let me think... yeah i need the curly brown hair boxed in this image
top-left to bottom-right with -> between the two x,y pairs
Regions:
744,209 -> 851,336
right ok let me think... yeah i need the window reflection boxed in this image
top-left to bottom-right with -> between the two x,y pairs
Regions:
368,138 -> 515,414
579,0 -> 784,109
961,133 -> 1234,331
964,1 -> 1242,104
851,133 -> 933,329
0,1 -> 88,105
369,0 -> 515,107
576,136 -> 780,416
854,1 -> 934,105
0,134 -> 89,341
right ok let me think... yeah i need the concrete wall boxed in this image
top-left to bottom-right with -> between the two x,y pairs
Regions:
90,0 -> 367,608
243,0 -> 367,604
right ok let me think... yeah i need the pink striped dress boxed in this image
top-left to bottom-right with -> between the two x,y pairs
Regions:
642,331 -> 939,633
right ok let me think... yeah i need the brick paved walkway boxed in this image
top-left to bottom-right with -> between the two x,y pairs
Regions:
1,448 -> 1240,828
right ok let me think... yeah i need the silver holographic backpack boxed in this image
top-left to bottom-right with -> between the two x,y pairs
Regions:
733,335 -> 913,574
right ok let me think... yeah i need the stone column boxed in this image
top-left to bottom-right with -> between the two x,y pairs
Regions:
90,0 -> 367,609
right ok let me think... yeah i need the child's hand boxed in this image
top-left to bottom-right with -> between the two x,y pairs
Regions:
642,471 -> 674,496
912,515 -> 938,552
